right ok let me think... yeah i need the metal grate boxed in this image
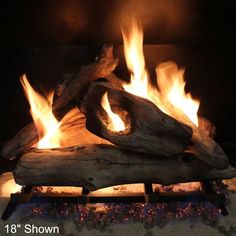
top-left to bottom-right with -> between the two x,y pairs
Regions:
1,181 -> 228,221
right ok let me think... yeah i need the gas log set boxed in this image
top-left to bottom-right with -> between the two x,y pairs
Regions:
1,21 -> 236,221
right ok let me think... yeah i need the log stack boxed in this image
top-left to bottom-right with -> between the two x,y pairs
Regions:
1,45 -> 236,189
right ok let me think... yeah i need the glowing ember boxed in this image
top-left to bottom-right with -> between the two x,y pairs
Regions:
20,75 -> 61,149
92,184 -> 144,195
29,182 -> 225,224
121,19 -> 200,126
31,202 -> 221,226
153,182 -> 201,192
101,92 -> 125,132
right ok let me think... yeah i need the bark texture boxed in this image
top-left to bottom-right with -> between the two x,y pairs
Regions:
14,145 -> 236,190
81,82 -> 193,157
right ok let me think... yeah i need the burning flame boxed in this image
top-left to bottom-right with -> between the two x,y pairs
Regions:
20,75 -> 61,148
121,19 -> 200,126
122,21 -> 150,99
101,92 -> 125,132
156,63 -> 199,126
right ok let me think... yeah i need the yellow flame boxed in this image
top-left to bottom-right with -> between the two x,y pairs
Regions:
20,75 -> 61,148
156,63 -> 199,126
101,92 -> 125,132
122,19 -> 199,126
122,21 -> 150,99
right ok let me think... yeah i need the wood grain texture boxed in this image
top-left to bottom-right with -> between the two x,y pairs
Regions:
81,82 -> 192,157
81,81 -> 229,169
14,145 -> 236,190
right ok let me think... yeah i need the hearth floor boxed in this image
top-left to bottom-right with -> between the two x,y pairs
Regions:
0,178 -> 236,236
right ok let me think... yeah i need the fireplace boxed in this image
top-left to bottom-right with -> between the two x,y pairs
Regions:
0,0 -> 236,227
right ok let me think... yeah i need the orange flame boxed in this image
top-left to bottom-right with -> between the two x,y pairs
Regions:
122,19 -> 200,126
101,92 -> 125,132
122,21 -> 150,99
156,63 -> 199,126
20,75 -> 61,148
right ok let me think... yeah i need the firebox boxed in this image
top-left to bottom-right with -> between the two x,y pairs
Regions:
0,0 -> 236,225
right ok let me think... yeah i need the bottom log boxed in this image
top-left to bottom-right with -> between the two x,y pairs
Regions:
13,145 -> 236,191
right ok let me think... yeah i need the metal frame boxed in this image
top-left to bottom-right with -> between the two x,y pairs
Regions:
1,181 -> 228,221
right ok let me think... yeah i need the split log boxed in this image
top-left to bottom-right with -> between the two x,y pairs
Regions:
13,145 -> 236,190
81,81 -> 192,157
0,108 -> 109,160
52,44 -> 121,120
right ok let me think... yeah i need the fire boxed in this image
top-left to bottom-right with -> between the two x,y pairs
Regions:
121,21 -> 150,99
20,75 -> 61,148
121,20 -> 200,126
101,92 -> 125,132
156,63 -> 199,126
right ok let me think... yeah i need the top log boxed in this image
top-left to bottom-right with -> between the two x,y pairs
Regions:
52,44 -> 120,120
81,81 -> 192,157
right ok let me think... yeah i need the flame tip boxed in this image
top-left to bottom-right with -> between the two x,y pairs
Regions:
122,20 -> 200,127
20,75 -> 61,149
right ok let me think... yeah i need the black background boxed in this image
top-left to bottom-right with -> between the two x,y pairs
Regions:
0,0 -> 236,147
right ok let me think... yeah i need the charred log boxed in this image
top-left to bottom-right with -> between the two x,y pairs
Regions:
13,145 -> 236,190
52,44 -> 121,120
155,62 -> 228,169
155,104 -> 228,170
81,82 -> 229,169
81,82 -> 192,157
